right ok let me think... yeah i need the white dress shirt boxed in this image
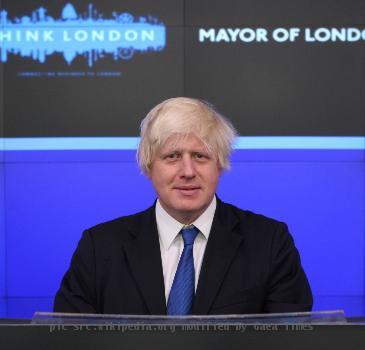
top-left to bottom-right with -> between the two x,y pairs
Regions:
156,196 -> 216,303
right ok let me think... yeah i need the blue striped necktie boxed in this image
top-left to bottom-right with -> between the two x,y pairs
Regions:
167,226 -> 199,315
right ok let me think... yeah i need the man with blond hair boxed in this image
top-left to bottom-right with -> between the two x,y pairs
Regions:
54,97 -> 312,315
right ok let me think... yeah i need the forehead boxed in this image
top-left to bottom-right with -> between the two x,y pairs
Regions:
158,134 -> 211,153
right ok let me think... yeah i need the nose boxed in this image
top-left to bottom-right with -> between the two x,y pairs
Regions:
180,155 -> 196,178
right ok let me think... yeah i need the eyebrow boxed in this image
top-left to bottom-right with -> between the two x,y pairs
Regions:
161,148 -> 209,154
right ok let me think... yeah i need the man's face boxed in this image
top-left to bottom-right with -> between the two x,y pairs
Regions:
148,134 -> 221,224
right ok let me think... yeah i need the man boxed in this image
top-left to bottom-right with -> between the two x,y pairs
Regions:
54,97 -> 312,315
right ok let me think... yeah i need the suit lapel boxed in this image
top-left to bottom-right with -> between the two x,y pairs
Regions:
193,200 -> 243,314
123,205 -> 167,315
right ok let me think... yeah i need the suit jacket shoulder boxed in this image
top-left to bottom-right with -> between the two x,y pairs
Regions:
86,204 -> 156,242
220,200 -> 289,233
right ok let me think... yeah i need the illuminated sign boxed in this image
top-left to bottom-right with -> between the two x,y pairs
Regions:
199,27 -> 365,43
0,3 -> 166,67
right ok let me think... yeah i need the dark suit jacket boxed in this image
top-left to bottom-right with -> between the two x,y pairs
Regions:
54,199 -> 312,314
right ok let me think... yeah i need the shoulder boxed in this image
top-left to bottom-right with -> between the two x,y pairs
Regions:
83,204 -> 155,243
218,199 -> 288,233
217,199 -> 292,250
218,200 -> 299,269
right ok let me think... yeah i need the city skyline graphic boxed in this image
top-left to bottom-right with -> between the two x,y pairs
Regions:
0,3 -> 166,67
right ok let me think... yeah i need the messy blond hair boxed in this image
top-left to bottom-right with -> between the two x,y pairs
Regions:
137,97 -> 237,174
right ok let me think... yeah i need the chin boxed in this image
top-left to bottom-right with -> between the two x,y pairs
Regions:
175,198 -> 202,209
176,203 -> 205,216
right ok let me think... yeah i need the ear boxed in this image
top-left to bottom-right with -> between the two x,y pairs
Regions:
143,167 -> 150,179
216,160 -> 223,176
144,164 -> 153,179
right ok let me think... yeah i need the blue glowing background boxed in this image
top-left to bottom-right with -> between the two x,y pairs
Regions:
0,148 -> 364,318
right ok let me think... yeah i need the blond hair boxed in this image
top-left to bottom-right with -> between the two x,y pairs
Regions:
137,97 -> 237,174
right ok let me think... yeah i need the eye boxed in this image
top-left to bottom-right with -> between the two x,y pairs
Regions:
164,152 -> 181,161
194,152 -> 209,161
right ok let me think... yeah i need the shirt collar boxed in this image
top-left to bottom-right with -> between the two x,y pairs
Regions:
156,196 -> 216,250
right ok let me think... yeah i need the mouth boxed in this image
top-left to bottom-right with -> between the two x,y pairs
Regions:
174,186 -> 201,196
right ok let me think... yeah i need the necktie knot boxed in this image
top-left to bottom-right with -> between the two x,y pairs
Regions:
181,226 -> 199,246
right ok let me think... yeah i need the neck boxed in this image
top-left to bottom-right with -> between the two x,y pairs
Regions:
170,211 -> 202,225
